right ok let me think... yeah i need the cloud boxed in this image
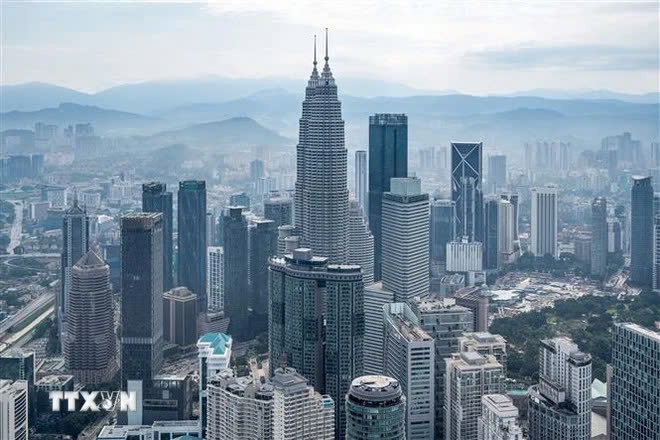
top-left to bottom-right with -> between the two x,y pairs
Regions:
464,44 -> 659,71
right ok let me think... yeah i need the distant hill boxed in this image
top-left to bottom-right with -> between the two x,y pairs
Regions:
0,103 -> 160,136
0,82 -> 92,112
499,88 -> 660,104
151,117 -> 293,150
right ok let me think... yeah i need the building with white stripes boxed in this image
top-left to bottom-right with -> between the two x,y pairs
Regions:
530,186 -> 558,258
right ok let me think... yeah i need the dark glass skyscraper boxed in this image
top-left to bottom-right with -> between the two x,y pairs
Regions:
142,182 -> 173,291
120,213 -> 164,387
487,154 -> 506,194
223,206 -> 248,336
178,180 -> 207,312
630,176 -> 653,286
484,198 -> 499,270
249,219 -> 278,315
451,142 -> 483,242
368,113 -> 408,281
591,197 -> 608,277
59,199 -> 90,341
430,200 -> 455,263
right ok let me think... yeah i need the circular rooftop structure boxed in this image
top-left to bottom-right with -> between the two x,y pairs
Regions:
348,375 -> 402,405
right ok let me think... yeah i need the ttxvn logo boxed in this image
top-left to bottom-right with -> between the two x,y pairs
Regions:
49,391 -> 137,412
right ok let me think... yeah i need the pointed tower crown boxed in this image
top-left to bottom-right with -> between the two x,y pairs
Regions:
321,28 -> 335,83
307,34 -> 320,87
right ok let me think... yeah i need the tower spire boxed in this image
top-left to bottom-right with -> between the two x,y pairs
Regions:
313,34 -> 317,67
324,28 -> 329,64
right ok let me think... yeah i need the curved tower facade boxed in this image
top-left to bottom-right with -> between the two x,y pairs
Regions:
295,31 -> 349,263
345,375 -> 406,440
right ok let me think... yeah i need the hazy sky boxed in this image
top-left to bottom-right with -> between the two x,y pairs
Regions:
2,1 -> 658,94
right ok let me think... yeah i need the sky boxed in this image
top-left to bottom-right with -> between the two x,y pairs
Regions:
1,1 -> 659,94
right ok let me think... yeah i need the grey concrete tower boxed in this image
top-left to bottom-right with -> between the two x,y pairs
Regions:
591,197 -> 608,277
294,31 -> 349,263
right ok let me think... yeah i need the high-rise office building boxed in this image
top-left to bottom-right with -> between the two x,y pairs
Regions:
445,352 -> 505,440
654,192 -> 660,216
451,142 -> 483,242
163,287 -> 198,347
0,380 -> 28,440
484,199 -> 500,270
652,141 -> 660,168
230,192 -> 250,210
207,246 -> 224,313
615,205 -> 628,253
431,200 -> 456,263
142,182 -> 174,291
0,351 -> 35,426
250,159 -> 265,181
362,282 -> 394,375
271,367 -> 335,440
530,185 -> 558,258
65,250 -> 117,385
120,213 -> 164,386
355,150 -> 368,216
654,215 -> 660,292
249,219 -> 278,314
178,180 -> 207,312
559,142 -> 570,172
607,218 -> 622,254
207,212 -> 217,247
412,297 -> 474,438
478,394 -> 523,440
345,376 -> 406,440
459,332 -> 507,377
591,197 -> 608,277
198,332 -> 233,437
381,177 -> 430,302
59,198 -> 90,340
610,323 -> 660,440
499,193 -> 519,241
264,196 -> 293,228
269,248 -> 363,439
630,176 -> 653,286
497,199 -> 515,265
487,155 -> 506,194
294,32 -> 349,264
223,207 -> 249,335
454,286 -> 490,333
368,113 -> 408,281
527,337 -> 592,440
348,200 -> 374,285
446,239 -> 483,273
383,303 -> 435,440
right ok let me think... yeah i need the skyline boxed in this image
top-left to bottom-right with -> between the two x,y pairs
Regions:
2,2 -> 659,94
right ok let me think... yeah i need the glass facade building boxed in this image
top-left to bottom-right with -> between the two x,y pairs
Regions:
177,180 -> 207,312
345,375 -> 406,440
223,206 -> 248,336
630,176 -> 653,286
142,182 -> 174,291
451,142 -> 483,242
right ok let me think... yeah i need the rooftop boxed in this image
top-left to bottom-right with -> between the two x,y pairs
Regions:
415,297 -> 470,313
198,332 -> 231,355
349,375 -> 402,403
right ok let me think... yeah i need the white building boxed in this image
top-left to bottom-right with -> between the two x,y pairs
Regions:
530,186 -> 558,258
97,420 -> 200,440
198,332 -> 232,436
271,367 -> 335,440
497,199 -> 515,265
445,352 -> 505,440
478,394 -> 523,440
447,239 -> 483,272
355,150 -> 368,216
382,177 -> 430,302
348,200 -> 375,285
0,379 -> 28,440
207,246 -> 224,313
363,282 -> 394,375
459,332 -> 507,377
383,302 -> 435,440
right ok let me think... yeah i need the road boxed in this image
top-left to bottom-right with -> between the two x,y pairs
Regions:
0,253 -> 60,259
6,201 -> 22,255
0,293 -> 54,335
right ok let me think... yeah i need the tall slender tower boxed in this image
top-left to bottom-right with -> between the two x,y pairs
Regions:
531,185 -> 558,258
295,31 -> 349,263
178,180 -> 207,312
142,182 -> 173,291
451,142 -> 483,242
355,150 -> 368,216
591,197 -> 608,277
630,176 -> 653,286
59,198 -> 90,341
348,201 -> 375,285
368,114 -> 408,280
223,207 -> 248,336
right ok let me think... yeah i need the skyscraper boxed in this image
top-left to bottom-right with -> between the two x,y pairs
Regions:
354,150 -> 368,216
412,297 -> 474,438
249,219 -> 278,314
610,323 -> 660,440
59,198 -> 90,341
198,332 -> 233,437
487,154 -> 506,194
654,215 -> 660,292
431,200 -> 456,263
368,113 -> 408,281
630,176 -> 653,286
445,352 -> 505,440
451,142 -> 483,242
178,180 -> 207,312
499,193 -> 519,241
345,376 -> 406,440
348,200 -> 374,285
362,282 -> 394,375
0,380 -> 28,440
459,332 -> 507,378
381,177 -> 430,302
120,212 -> 164,386
484,199 -> 500,270
591,197 -> 608,277
294,31 -> 349,264
65,250 -> 117,385
0,351 -> 35,426
223,207 -> 248,336
497,199 -> 515,265
207,246 -> 224,313
142,182 -> 173,291
383,302 -> 435,440
264,196 -> 293,228
163,287 -> 198,347
478,394 -> 523,440
527,337 -> 592,440
530,185 -> 558,258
